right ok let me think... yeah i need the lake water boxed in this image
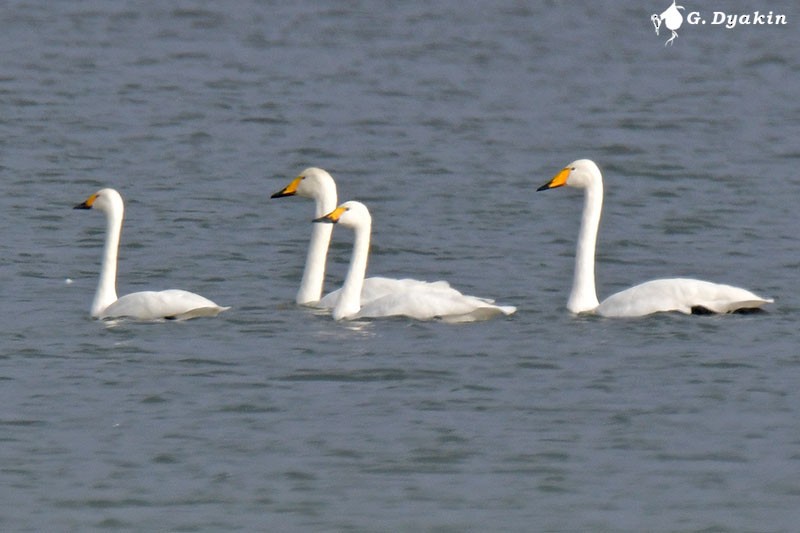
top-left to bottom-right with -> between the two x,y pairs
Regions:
2,1 -> 800,531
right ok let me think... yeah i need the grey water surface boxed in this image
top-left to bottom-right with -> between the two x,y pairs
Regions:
2,1 -> 800,531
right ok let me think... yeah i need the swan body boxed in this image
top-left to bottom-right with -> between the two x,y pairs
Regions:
74,188 -> 229,321
271,167 -> 389,308
314,201 -> 516,322
537,159 -> 772,317
318,277 -> 449,310
597,279 -> 770,317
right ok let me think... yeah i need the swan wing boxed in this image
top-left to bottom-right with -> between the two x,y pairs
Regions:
352,280 -> 516,322
316,201 -> 514,322
597,278 -> 772,317
99,289 -> 229,321
316,276 -> 448,309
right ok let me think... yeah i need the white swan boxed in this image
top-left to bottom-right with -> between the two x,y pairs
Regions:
271,167 -> 337,305
313,201 -> 516,322
74,188 -> 229,320
271,167 -> 393,309
537,159 -> 772,317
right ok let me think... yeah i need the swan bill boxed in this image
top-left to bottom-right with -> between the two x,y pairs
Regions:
313,205 -> 348,224
271,175 -> 303,198
74,193 -> 98,209
537,167 -> 572,191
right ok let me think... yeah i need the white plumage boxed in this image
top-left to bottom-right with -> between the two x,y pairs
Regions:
314,201 -> 516,322
538,159 -> 772,317
74,188 -> 228,321
271,167 -> 409,310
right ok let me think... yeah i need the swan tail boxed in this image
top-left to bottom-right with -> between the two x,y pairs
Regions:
705,298 -> 773,314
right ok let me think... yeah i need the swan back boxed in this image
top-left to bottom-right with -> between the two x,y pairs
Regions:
598,278 -> 773,317
354,280 -> 516,322
101,290 -> 229,321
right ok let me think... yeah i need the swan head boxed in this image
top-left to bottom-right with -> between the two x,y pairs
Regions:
537,159 -> 602,191
313,200 -> 371,229
74,188 -> 124,216
271,167 -> 335,201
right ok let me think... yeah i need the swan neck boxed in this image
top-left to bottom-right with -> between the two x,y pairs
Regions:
297,222 -> 332,304
333,221 -> 370,320
92,208 -> 121,316
295,187 -> 337,305
569,180 -> 602,313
